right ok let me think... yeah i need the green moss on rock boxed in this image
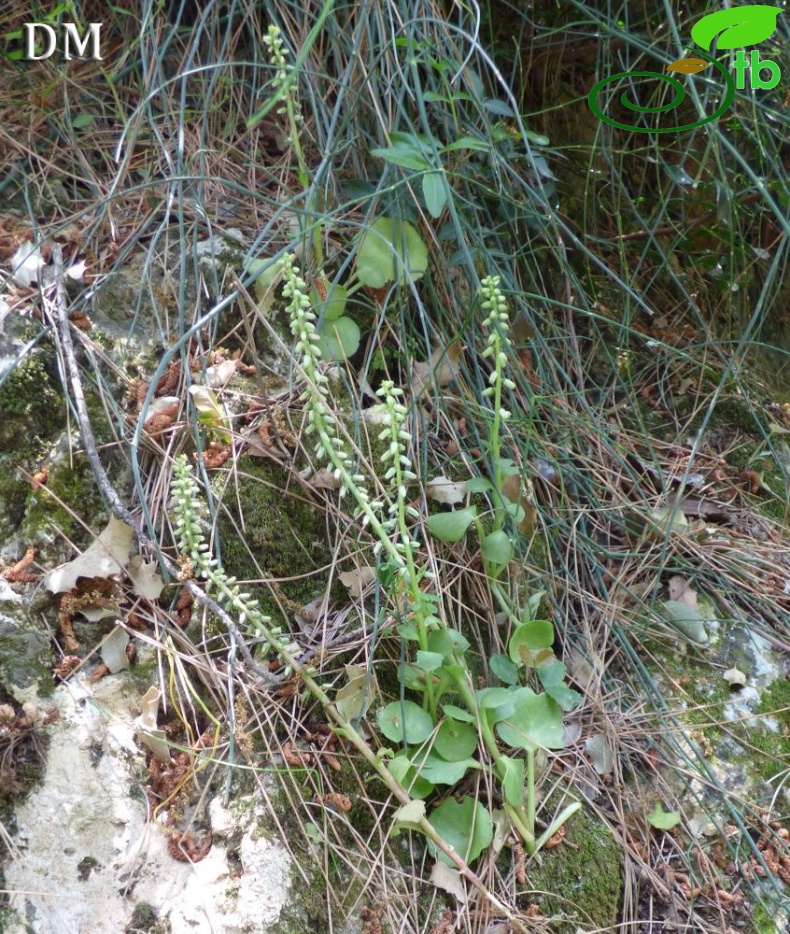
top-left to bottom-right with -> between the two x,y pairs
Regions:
213,457 -> 336,623
523,806 -> 621,930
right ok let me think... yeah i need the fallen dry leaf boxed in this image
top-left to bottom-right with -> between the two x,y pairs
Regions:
339,566 -> 376,598
45,517 -> 134,594
668,575 -> 697,608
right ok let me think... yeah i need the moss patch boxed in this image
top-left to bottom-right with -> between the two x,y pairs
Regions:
523,806 -> 621,931
213,457 -> 336,623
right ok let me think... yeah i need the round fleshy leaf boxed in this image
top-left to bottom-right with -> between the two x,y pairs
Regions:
317,316 -> 360,361
509,619 -> 555,665
427,506 -> 477,543
489,653 -> 519,685
442,704 -> 475,723
481,530 -> 513,565
356,216 -> 428,288
378,700 -> 434,744
434,719 -> 478,761
495,691 -> 565,752
427,796 -> 493,866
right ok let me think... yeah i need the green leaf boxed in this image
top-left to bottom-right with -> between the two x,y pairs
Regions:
188,386 -> 231,442
397,621 -> 421,641
481,530 -> 513,565
426,629 -> 455,659
524,129 -> 550,146
378,700 -> 434,744
538,661 -> 583,712
426,506 -> 477,543
524,591 -> 546,621
356,216 -> 429,288
398,662 -> 427,692
489,653 -> 519,685
483,98 -> 515,117
476,687 -> 516,710
412,749 -> 478,785
317,315 -> 360,361
415,651 -> 445,673
434,719 -> 478,761
465,477 -> 493,494
647,803 -> 681,830
422,171 -> 447,219
316,282 -> 347,321
247,256 -> 283,315
72,113 -> 96,129
691,6 -> 780,51
509,619 -> 555,666
443,704 -> 475,723
495,755 -> 525,808
392,799 -> 426,829
495,691 -> 565,752
370,144 -> 432,171
427,796 -> 493,865
442,135 -> 491,153
387,755 -> 434,799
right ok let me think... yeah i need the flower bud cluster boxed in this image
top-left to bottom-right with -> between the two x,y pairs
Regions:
479,275 -> 515,420
262,25 -> 303,132
375,380 -> 419,563
281,254 -> 375,516
170,455 -> 299,668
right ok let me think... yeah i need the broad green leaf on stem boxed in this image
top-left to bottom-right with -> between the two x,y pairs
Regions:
415,650 -> 445,673
538,661 -> 584,712
379,700 -> 434,744
422,171 -> 447,219
387,755 -> 434,799
691,6 -> 780,50
647,802 -> 681,830
495,755 -> 525,808
443,704 -> 475,723
524,590 -> 546,621
481,530 -> 513,565
427,506 -> 477,543
356,216 -> 428,288
427,796 -> 494,866
509,619 -> 555,666
435,719 -> 478,761
442,135 -> 491,153
427,628 -> 466,658
494,457 -> 521,476
483,98 -> 515,117
489,653 -> 519,685
495,691 -> 565,752
399,662 -> 427,692
465,477 -> 493,494
411,749 -> 479,785
247,256 -> 283,315
317,316 -> 360,361
313,282 -> 347,322
370,144 -> 432,171
392,799 -> 426,830
476,687 -> 517,710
